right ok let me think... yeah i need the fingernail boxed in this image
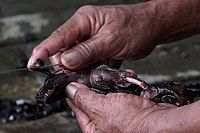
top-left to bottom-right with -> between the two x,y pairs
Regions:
27,58 -> 44,69
63,52 -> 81,66
66,84 -> 78,100
35,58 -> 44,67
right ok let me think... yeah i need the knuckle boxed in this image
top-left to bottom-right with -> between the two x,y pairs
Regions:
78,5 -> 95,13
82,42 -> 95,54
108,7 -> 118,14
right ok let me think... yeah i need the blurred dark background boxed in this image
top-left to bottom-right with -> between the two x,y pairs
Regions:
0,0 -> 199,132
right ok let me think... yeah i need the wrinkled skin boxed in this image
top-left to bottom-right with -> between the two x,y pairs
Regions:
28,0 -> 200,132
66,83 -> 200,132
28,3 -> 160,70
27,1 -> 200,71
66,84 -> 172,133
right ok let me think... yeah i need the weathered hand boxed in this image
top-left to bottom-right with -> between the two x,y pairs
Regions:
28,2 -> 160,70
66,82 -> 176,133
28,0 -> 200,70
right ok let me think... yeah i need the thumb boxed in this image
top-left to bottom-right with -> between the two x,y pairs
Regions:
66,82 -> 105,117
61,36 -> 107,70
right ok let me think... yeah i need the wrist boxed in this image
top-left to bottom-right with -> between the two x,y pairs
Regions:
153,101 -> 200,132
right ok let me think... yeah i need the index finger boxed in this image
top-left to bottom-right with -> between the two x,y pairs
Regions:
27,15 -> 89,69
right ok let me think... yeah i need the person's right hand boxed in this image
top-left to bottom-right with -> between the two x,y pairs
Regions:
28,2 -> 161,70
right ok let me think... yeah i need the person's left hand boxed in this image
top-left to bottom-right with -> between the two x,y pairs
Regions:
66,82 -> 176,133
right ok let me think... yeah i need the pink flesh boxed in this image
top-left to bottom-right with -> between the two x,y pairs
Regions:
125,77 -> 148,90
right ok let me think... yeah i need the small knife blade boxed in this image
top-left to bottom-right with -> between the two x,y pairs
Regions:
0,64 -> 62,74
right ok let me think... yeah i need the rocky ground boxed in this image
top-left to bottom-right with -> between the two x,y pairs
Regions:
0,0 -> 199,133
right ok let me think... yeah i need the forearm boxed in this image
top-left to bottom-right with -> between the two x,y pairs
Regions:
151,0 -> 200,43
155,101 -> 200,132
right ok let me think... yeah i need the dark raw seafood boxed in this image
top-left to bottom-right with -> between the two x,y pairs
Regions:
35,65 -> 200,106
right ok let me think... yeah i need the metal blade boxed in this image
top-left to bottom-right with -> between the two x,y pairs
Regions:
0,64 -> 62,74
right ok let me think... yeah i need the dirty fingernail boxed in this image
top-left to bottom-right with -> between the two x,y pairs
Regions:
66,84 -> 78,100
27,58 -> 44,70
63,52 -> 81,66
35,58 -> 44,67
